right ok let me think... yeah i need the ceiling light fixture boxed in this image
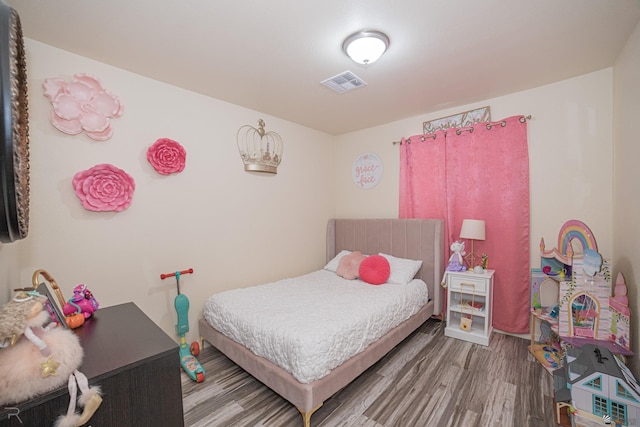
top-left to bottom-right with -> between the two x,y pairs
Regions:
342,30 -> 390,65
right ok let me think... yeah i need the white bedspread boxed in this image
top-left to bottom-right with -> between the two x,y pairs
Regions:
203,269 -> 429,383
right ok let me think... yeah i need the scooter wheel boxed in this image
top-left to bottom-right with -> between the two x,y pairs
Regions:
190,341 -> 200,356
196,371 -> 205,383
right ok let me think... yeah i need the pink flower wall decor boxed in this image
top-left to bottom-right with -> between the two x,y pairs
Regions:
147,138 -> 187,175
72,164 -> 135,212
43,74 -> 124,141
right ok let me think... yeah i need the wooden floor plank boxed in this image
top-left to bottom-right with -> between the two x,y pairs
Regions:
183,319 -> 556,426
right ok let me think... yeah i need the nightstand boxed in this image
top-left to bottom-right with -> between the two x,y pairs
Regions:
444,269 -> 494,346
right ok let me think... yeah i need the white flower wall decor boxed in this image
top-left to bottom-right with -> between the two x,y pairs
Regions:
43,74 -> 124,141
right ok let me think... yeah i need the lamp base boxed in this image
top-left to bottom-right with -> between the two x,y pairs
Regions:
464,252 -> 482,269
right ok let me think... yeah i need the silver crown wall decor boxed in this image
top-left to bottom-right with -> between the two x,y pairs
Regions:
237,119 -> 283,174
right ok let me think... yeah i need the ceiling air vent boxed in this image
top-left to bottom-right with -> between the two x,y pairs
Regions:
321,71 -> 367,94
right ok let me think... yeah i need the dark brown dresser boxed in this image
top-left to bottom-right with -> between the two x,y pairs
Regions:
0,302 -> 184,426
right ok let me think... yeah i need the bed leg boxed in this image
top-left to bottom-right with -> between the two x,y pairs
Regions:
297,403 -> 322,427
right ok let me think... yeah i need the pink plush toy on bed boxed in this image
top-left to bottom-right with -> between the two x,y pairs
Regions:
336,251 -> 367,279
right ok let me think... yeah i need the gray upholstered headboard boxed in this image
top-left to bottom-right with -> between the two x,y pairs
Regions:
326,218 -> 445,317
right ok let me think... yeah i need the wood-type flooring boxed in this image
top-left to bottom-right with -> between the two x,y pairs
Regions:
182,319 -> 556,427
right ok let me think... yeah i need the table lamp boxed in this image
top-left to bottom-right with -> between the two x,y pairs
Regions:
459,219 -> 485,269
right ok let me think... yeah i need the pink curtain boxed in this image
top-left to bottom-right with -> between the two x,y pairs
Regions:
400,115 -> 530,333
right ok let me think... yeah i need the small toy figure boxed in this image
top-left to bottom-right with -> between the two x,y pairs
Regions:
446,241 -> 467,272
63,284 -> 99,319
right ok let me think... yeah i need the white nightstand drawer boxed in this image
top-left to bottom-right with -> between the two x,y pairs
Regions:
448,275 -> 487,293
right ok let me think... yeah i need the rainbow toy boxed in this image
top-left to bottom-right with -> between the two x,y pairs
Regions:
540,219 -> 598,277
558,219 -> 598,254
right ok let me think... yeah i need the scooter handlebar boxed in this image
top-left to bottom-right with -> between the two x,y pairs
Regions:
160,268 -> 194,280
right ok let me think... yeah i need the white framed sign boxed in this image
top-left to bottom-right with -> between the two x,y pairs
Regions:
352,152 -> 383,189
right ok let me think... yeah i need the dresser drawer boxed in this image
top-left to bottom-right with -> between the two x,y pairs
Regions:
448,274 -> 487,293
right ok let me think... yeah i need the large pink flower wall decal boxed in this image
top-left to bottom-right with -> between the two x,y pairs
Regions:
43,74 -> 124,141
147,138 -> 187,175
73,164 -> 135,212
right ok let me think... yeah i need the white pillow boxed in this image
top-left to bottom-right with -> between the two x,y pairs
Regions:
379,253 -> 423,285
324,250 -> 352,272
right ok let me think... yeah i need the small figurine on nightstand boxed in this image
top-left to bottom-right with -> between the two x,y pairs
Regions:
446,241 -> 467,272
472,254 -> 489,273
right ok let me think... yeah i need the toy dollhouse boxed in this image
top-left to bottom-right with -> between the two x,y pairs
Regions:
553,344 -> 640,426
610,273 -> 632,353
530,220 -> 633,375
557,253 -> 632,357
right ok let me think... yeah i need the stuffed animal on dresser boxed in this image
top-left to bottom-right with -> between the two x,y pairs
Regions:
0,291 -> 102,426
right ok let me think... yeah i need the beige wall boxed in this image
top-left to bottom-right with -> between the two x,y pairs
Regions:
613,21 -> 640,375
1,33 -> 636,371
0,240 -> 21,292
0,40 -> 336,345
334,69 -> 614,263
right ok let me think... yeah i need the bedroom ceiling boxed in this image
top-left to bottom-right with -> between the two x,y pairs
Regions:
5,0 -> 640,135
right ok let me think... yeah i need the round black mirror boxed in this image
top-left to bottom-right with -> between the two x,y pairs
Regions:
0,2 -> 29,243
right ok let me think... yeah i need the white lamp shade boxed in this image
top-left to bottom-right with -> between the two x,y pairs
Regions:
459,219 -> 486,241
343,30 -> 390,65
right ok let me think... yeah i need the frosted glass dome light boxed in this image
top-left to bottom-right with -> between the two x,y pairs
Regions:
342,30 -> 390,65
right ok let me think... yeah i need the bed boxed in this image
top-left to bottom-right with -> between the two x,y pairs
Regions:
198,218 -> 445,426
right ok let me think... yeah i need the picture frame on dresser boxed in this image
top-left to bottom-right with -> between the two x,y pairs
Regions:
35,281 -> 68,329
